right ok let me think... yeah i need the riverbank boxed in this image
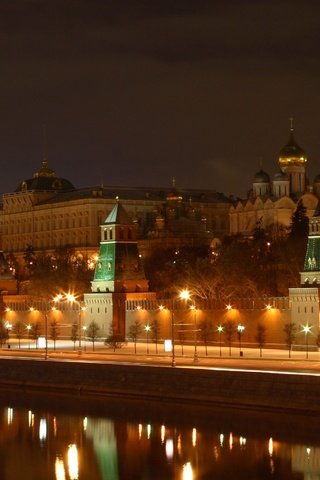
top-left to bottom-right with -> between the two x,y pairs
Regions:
0,357 -> 320,414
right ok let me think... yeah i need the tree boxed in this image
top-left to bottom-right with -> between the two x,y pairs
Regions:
31,321 -> 42,348
12,320 -> 25,349
23,245 -> 37,275
284,322 -> 297,358
255,323 -> 267,357
26,247 -> 92,297
128,319 -> 143,354
0,321 -> 9,346
198,318 -> 213,356
87,320 -> 100,351
105,324 -> 124,352
224,320 -> 236,357
50,320 -> 60,350
178,328 -> 186,355
151,318 -> 161,354
70,322 -> 79,350
289,200 -> 309,240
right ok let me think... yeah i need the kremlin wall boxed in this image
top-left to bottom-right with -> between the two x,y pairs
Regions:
1,121 -> 320,351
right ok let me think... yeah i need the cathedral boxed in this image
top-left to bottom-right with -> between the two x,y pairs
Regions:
229,121 -> 320,237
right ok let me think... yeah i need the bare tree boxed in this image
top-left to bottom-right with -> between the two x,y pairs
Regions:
87,320 -> 100,351
284,322 -> 297,358
198,318 -> 213,355
70,321 -> 78,350
224,320 -> 236,357
50,320 -> 60,350
255,323 -> 267,357
128,319 -> 142,354
12,320 -> 24,349
31,321 -> 42,348
105,324 -> 124,352
151,318 -> 161,353
0,321 -> 9,347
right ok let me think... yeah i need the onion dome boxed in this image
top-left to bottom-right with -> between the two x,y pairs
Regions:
278,120 -> 307,168
15,160 -> 75,192
253,169 -> 270,183
273,170 -> 289,181
166,177 -> 183,201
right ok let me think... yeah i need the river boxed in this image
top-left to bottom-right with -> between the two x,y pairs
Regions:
0,389 -> 319,479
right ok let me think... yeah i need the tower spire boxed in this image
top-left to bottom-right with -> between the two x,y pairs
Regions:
289,117 -> 294,132
42,123 -> 48,162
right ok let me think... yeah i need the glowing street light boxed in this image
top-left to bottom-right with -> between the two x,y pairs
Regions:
237,324 -> 245,357
217,325 -> 224,357
179,289 -> 191,301
145,324 -> 151,354
5,322 -> 12,347
55,293 -> 86,351
26,324 -> 32,349
302,324 -> 312,359
190,305 -> 198,362
179,289 -> 199,362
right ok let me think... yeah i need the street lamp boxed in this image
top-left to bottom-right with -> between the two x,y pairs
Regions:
145,324 -> 151,354
5,322 -> 12,348
55,293 -> 86,351
302,324 -> 312,359
217,325 -> 224,357
83,326 -> 87,352
171,308 -> 175,367
26,324 -> 31,349
237,324 -> 245,357
179,289 -> 200,362
44,309 -> 48,359
190,305 -> 198,362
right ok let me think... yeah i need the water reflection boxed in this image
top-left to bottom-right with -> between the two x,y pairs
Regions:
0,395 -> 320,479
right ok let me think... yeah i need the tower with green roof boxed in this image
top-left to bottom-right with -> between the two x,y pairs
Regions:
300,201 -> 320,285
289,202 -> 320,334
84,200 -> 154,338
91,199 -> 149,294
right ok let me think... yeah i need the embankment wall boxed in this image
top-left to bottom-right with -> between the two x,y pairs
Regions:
0,358 -> 319,414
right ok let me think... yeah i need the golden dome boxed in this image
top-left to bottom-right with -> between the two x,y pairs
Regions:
33,160 -> 56,178
279,123 -> 307,168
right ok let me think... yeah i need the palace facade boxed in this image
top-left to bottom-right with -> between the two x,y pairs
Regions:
0,159 -> 231,272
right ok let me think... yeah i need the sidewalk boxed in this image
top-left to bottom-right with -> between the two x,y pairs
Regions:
3,338 -> 319,362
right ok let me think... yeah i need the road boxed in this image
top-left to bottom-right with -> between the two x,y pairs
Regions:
2,341 -> 320,375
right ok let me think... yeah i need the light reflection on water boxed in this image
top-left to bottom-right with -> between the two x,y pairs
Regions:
0,395 -> 320,480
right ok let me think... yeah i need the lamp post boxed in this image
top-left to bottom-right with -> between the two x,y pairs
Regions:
179,289 -> 200,362
83,326 -> 87,352
55,293 -> 86,352
171,308 -> 175,367
217,325 -> 224,357
190,305 -> 198,362
5,322 -> 12,348
78,304 -> 86,350
237,324 -> 245,357
302,324 -> 312,359
26,324 -> 31,349
44,310 -> 48,360
145,324 -> 151,354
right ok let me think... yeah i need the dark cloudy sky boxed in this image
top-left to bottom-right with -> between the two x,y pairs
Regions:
1,0 -> 320,198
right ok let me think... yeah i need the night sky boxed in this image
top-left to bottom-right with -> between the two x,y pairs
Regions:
1,0 -> 320,198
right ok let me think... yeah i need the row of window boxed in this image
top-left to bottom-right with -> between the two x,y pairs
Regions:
4,233 -> 90,251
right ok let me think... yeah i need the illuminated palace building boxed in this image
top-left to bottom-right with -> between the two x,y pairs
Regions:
0,159 -> 230,270
230,121 -> 320,236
